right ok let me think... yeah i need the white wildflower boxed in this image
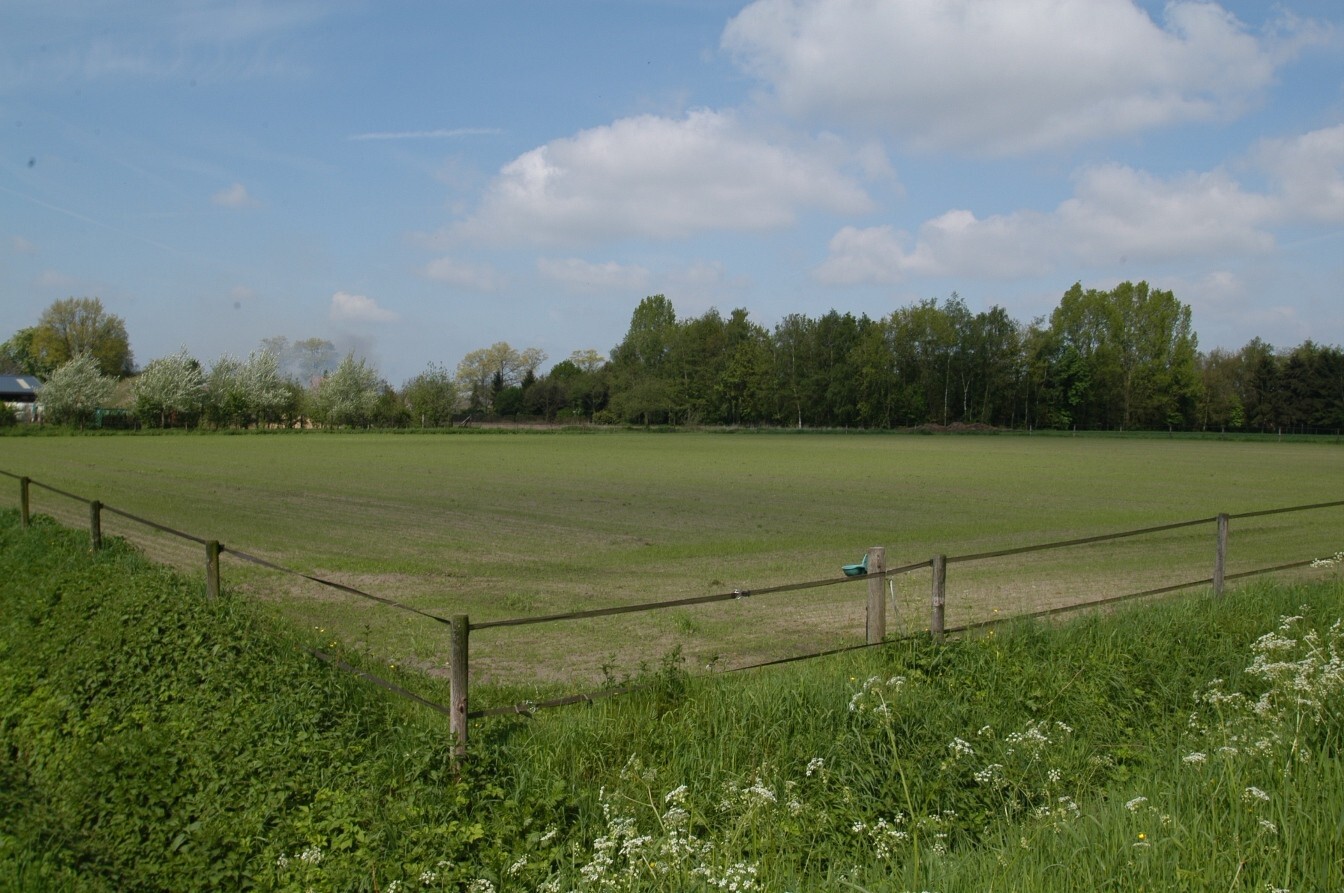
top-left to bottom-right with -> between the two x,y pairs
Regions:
948,737 -> 976,759
1125,796 -> 1148,812
974,763 -> 1004,785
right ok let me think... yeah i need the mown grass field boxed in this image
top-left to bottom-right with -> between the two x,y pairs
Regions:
1,429 -> 1340,689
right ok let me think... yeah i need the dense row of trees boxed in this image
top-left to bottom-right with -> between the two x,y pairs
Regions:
3,284 -> 1341,432
581,284 -> 1339,432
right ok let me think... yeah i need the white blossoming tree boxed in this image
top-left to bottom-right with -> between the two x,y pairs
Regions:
313,353 -> 381,428
40,353 -> 117,428
131,349 -> 205,427
204,350 -> 292,428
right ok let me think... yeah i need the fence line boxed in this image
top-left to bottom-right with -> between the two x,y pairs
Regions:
101,503 -> 210,545
224,544 -> 457,627
947,517 -> 1216,564
469,555 -> 1337,721
306,648 -> 457,720
3,467 -> 1341,756
470,559 -> 933,631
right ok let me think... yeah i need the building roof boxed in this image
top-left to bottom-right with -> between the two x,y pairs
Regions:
0,375 -> 43,399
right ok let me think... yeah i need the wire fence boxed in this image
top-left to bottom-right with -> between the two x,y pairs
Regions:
3,467 -> 1341,754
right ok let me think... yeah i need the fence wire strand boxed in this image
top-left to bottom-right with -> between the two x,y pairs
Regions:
469,560 -> 932,631
306,648 -> 456,719
4,467 -> 1340,725
223,546 -> 456,627
948,516 -> 1217,564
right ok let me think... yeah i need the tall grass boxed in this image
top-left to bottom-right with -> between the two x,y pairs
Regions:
2,509 -> 1341,890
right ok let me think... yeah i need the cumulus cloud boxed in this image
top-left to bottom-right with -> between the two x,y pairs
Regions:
816,161 -> 1279,284
1254,124 -> 1344,224
329,291 -> 398,324
448,108 -> 874,247
723,0 -> 1315,154
537,258 -> 651,293
421,257 -> 506,292
212,182 -> 258,208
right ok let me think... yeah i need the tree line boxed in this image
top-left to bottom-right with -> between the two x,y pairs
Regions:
2,287 -> 1341,433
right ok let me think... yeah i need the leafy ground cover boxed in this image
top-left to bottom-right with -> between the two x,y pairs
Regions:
1,509 -> 1342,890
0,429 -> 1339,688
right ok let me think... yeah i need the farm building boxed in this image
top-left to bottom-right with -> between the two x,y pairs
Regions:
1,374 -> 42,423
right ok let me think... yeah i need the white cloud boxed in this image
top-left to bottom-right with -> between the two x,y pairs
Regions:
329,291 -> 399,324
537,258 -> 651,293
421,257 -> 505,292
12,236 -> 37,254
723,0 -> 1314,154
449,108 -> 873,246
816,161 -> 1279,284
1254,124 -> 1344,224
212,182 -> 258,208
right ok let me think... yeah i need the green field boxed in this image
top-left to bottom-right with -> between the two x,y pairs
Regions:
1,430 -> 1340,688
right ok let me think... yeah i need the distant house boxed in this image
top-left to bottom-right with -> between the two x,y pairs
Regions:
0,374 -> 42,422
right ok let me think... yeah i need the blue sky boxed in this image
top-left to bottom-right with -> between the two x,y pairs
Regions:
3,0 -> 1342,385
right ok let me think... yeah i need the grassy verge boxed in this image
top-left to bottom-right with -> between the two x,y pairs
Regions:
1,509 -> 1341,890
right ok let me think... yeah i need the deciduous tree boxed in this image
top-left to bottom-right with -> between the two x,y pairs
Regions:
402,363 -> 459,427
454,342 -> 547,413
32,297 -> 134,377
40,354 -> 116,427
0,328 -> 42,376
132,349 -> 205,427
313,353 -> 381,427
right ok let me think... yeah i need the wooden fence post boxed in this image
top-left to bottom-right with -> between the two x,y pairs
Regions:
450,615 -> 470,758
89,500 -> 102,551
931,554 -> 946,642
205,540 -> 221,600
19,477 -> 30,528
865,546 -> 887,645
1213,513 -> 1229,597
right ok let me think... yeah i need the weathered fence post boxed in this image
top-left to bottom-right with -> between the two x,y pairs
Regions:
931,554 -> 947,642
19,477 -> 30,528
449,615 -> 470,758
89,500 -> 102,551
205,540 -> 221,600
1213,513 -> 1229,597
865,546 -> 887,645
